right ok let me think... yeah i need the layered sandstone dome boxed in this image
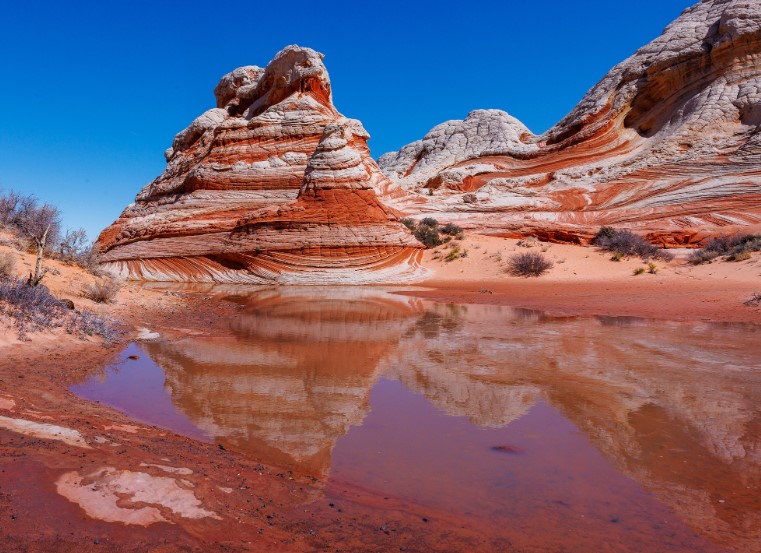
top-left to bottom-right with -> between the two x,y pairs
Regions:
379,0 -> 761,244
96,47 -> 424,283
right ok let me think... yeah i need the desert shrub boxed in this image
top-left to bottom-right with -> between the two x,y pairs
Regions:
0,278 -> 118,340
66,310 -> 120,341
517,237 -> 540,248
507,252 -> 553,277
445,244 -> 467,262
647,262 -> 658,274
83,279 -> 121,303
729,249 -> 752,262
74,246 -> 103,275
610,251 -> 623,262
688,249 -> 720,265
0,190 -> 21,227
0,252 -> 15,280
593,227 -> 673,261
440,223 -> 463,238
57,228 -> 89,262
414,224 -> 443,248
0,279 -> 66,337
745,292 -> 761,307
403,217 -> 467,249
689,233 -> 761,264
400,217 -> 416,231
633,267 -> 645,275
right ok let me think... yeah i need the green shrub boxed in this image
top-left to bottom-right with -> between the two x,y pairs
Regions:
440,223 -> 463,237
403,218 -> 466,249
633,267 -> 645,275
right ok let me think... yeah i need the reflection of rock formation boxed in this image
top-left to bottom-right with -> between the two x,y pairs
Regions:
140,288 -> 423,477
133,289 -> 760,550
387,304 -> 761,552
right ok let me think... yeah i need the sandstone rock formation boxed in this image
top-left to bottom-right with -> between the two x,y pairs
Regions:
96,46 -> 424,283
379,0 -> 761,244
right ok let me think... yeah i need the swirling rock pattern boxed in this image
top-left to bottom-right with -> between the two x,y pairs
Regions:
96,46 -> 424,284
379,0 -> 761,245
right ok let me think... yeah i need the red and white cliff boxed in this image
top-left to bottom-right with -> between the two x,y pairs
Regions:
378,0 -> 761,245
96,46 -> 424,283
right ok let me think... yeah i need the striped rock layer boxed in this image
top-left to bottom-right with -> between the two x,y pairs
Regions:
378,0 -> 761,245
96,47 -> 424,284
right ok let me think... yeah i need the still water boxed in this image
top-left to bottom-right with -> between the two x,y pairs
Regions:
72,287 -> 761,552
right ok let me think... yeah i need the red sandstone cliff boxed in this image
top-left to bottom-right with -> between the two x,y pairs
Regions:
378,0 -> 761,245
96,46 -> 424,284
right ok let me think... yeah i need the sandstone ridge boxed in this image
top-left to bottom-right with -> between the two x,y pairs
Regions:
378,0 -> 761,245
96,46 -> 424,284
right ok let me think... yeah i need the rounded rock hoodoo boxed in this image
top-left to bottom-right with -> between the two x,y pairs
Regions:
96,45 -> 425,284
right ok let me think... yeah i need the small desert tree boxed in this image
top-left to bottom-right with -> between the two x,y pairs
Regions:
58,227 -> 89,262
14,198 -> 61,286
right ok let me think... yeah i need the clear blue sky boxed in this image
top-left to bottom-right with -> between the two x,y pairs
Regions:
0,0 -> 693,240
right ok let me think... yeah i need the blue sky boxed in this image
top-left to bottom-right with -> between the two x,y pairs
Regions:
0,0 -> 693,239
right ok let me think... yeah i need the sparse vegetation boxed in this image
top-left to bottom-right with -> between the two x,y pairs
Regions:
507,252 -> 553,277
745,292 -> 761,307
593,227 -> 674,261
0,278 -> 118,340
647,262 -> 658,274
0,189 -> 102,277
633,267 -> 645,275
517,237 -> 540,248
445,244 -> 467,262
440,223 -> 464,239
83,278 -> 121,304
728,249 -> 752,262
689,233 -> 761,265
0,252 -> 15,280
610,251 -> 624,262
403,217 -> 466,249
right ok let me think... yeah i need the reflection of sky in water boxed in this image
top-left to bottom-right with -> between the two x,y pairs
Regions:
71,343 -> 210,442
71,287 -> 761,552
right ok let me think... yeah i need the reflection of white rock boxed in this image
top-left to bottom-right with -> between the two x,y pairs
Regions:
141,287 -> 425,476
126,287 -> 761,550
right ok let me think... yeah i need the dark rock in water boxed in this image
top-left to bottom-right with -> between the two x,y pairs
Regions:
491,445 -> 523,454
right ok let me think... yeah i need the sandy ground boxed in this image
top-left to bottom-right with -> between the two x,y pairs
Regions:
0,233 -> 759,551
411,234 -> 761,324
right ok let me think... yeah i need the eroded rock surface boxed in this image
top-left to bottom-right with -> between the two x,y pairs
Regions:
379,0 -> 761,244
56,467 -> 220,526
97,46 -> 424,284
